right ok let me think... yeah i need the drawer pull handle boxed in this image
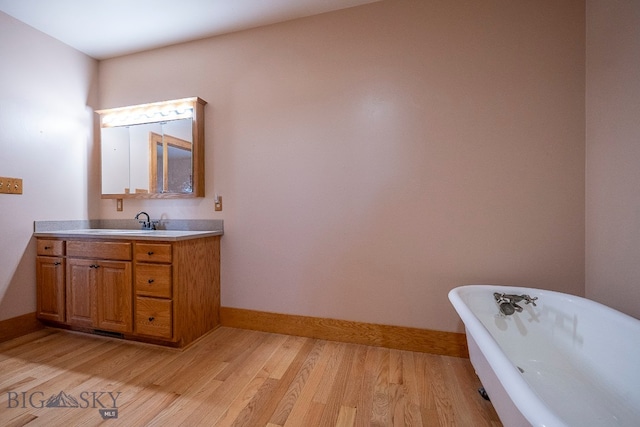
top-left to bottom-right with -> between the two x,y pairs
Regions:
54,262 -> 61,266
148,279 -> 154,284
44,246 -> 52,250
148,317 -> 155,322
90,264 -> 100,269
147,251 -> 154,256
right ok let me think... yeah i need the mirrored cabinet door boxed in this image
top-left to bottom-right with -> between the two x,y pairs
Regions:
97,97 -> 206,199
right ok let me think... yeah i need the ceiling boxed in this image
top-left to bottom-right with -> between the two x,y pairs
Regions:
0,0 -> 380,60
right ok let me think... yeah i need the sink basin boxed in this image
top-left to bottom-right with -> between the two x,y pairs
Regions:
79,229 -> 154,234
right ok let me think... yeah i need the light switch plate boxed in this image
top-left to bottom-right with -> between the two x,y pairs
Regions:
0,177 -> 23,194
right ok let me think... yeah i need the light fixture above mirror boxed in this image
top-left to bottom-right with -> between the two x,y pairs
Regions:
97,97 -> 206,199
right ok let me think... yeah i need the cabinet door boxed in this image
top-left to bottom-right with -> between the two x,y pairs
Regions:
36,256 -> 65,322
66,259 -> 96,328
96,260 -> 132,333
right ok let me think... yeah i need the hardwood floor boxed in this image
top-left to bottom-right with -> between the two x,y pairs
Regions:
0,327 -> 501,426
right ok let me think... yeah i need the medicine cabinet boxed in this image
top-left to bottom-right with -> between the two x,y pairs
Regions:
97,97 -> 206,199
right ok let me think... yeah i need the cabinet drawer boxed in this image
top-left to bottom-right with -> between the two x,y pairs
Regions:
67,241 -> 132,260
136,297 -> 172,339
37,239 -> 65,257
135,243 -> 172,263
135,264 -> 172,298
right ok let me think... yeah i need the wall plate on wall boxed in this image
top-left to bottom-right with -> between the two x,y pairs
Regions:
0,177 -> 23,194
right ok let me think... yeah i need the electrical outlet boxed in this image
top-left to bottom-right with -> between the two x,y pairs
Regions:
0,177 -> 23,194
214,195 -> 222,211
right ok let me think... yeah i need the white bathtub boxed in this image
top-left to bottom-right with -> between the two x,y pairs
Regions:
448,285 -> 640,427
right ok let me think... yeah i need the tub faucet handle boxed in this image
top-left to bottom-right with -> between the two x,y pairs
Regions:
522,295 -> 538,307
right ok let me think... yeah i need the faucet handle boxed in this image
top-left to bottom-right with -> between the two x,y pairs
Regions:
494,292 -> 510,304
521,295 -> 538,307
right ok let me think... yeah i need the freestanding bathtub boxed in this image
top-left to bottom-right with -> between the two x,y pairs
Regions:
448,285 -> 640,427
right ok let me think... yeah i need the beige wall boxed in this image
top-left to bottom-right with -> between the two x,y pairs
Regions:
99,0 -> 585,332
5,0 -> 638,334
0,1 -> 591,332
0,13 -> 98,320
586,0 -> 640,318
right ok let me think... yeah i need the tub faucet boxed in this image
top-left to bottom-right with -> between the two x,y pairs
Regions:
135,211 -> 156,230
494,292 -> 538,316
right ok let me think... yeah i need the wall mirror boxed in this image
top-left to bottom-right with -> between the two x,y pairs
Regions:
97,97 -> 206,198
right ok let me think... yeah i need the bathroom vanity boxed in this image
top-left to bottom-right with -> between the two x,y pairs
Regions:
34,228 -> 221,348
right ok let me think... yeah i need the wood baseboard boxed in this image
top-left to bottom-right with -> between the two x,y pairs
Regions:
0,312 -> 44,343
1,310 -> 468,358
220,307 -> 468,358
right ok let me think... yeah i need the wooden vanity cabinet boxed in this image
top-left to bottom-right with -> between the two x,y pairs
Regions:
36,239 -> 66,323
134,237 -> 221,346
36,235 -> 220,348
66,241 -> 133,333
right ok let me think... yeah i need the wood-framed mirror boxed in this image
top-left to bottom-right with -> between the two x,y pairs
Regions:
97,97 -> 206,199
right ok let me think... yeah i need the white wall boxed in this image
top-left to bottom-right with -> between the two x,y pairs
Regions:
99,0 -> 586,332
0,12 -> 98,320
586,0 -> 640,319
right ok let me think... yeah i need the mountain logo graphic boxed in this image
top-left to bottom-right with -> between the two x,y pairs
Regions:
45,391 -> 80,408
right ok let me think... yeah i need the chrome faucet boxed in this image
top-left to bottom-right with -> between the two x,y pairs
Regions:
494,292 -> 538,316
135,211 -> 156,230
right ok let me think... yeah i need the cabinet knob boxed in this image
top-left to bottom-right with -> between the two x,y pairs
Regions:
44,246 -> 51,250
54,262 -> 61,266
147,251 -> 154,256
148,317 -> 155,322
148,279 -> 154,284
